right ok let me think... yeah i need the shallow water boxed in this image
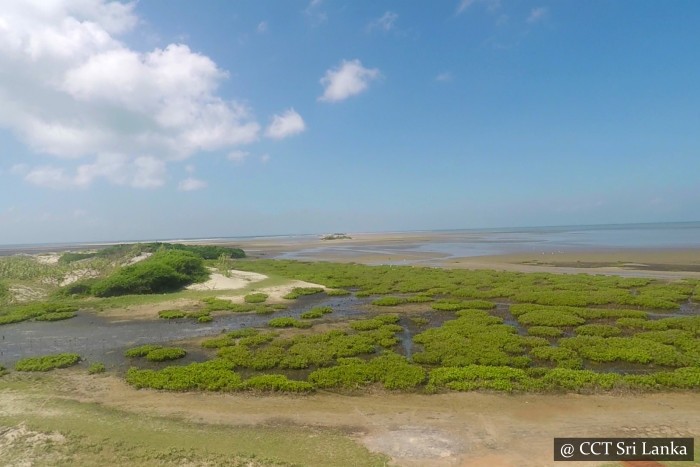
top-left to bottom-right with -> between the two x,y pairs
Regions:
0,294 -> 371,366
277,222 -> 700,263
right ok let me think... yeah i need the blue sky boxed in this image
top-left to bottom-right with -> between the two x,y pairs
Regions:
1,0 -> 699,244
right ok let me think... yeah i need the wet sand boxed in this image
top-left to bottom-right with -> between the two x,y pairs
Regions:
220,232 -> 700,280
50,371 -> 700,466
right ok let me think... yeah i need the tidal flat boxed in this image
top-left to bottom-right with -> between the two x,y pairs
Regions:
0,238 -> 698,465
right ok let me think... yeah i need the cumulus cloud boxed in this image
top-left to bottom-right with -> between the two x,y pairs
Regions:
22,154 -> 166,189
265,109 -> 306,139
367,11 -> 398,32
527,7 -> 548,24
178,177 -> 207,191
0,0 -> 261,189
318,59 -> 380,103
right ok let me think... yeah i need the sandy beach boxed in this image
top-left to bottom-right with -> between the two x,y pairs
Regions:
214,231 -> 700,280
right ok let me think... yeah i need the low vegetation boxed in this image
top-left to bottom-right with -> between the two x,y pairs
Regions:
300,306 -> 333,319
5,254 -> 699,395
282,287 -> 324,300
15,353 -> 81,372
244,292 -> 268,303
88,362 -> 106,374
268,317 -> 312,329
0,302 -> 78,325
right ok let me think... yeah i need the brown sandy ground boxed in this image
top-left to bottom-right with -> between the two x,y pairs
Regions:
2,371 -> 696,467
219,232 -> 700,280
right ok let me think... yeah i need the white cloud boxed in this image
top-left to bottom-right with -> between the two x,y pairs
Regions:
260,154 -> 271,164
265,109 -> 306,140
304,0 -> 327,25
319,59 -> 380,103
178,177 -> 207,191
368,11 -> 398,32
257,21 -> 268,33
435,72 -> 453,82
527,7 -> 548,24
228,149 -> 250,163
456,0 -> 501,15
23,153 -> 166,189
0,0 -> 262,189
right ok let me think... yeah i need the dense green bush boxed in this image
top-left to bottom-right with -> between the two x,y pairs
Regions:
309,352 -> 425,390
326,288 -> 351,296
282,287 -> 324,299
560,336 -> 691,367
244,293 -> 268,304
527,326 -> 563,337
126,359 -> 242,391
92,250 -> 209,297
300,306 -> 333,319
530,346 -> 583,369
145,347 -> 187,362
33,311 -> 77,321
88,362 -> 106,374
517,309 -> 585,327
158,310 -> 186,319
125,344 -> 162,358
371,296 -> 405,306
15,353 -> 80,371
268,317 -> 311,328
0,302 -> 78,326
413,310 -> 530,367
575,324 -> 622,337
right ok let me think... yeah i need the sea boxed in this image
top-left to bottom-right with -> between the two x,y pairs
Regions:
1,221 -> 699,258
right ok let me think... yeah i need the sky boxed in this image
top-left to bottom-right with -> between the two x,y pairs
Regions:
1,0 -> 699,244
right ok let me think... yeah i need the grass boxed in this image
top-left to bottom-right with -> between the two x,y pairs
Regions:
0,378 -> 387,467
244,292 -> 268,303
268,317 -> 312,329
0,302 -> 78,326
300,306 -> 333,319
145,347 -> 187,362
158,310 -> 186,319
15,353 -> 81,372
6,256 -> 700,395
282,287 -> 324,300
88,362 -> 106,374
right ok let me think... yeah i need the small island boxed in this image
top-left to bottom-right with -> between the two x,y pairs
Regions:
320,233 -> 352,240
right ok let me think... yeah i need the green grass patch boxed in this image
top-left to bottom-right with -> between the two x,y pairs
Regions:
158,309 -> 186,319
124,345 -> 162,358
145,347 -> 187,362
244,292 -> 268,303
527,326 -> 563,337
88,362 -> 106,374
300,306 -> 333,319
282,287 -> 324,299
268,317 -> 312,328
0,302 -> 78,326
15,353 -> 80,372
575,323 -> 622,337
371,296 -> 405,306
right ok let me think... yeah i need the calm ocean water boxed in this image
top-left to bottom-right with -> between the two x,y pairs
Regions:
2,222 -> 699,258
277,222 -> 700,260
